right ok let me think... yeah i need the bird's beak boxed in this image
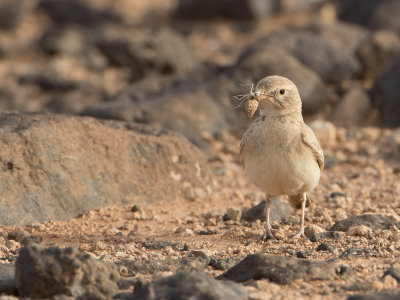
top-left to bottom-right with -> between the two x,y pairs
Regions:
255,90 -> 283,108
254,90 -> 270,101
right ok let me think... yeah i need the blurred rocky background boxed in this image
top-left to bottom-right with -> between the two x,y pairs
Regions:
0,0 -> 399,144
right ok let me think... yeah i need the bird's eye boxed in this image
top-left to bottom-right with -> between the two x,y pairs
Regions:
279,89 -> 285,95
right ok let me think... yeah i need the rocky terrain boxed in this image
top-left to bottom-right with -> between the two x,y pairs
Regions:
0,0 -> 399,299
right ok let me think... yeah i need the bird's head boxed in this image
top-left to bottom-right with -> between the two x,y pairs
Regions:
253,75 -> 302,115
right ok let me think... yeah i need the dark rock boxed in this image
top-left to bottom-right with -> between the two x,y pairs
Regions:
309,231 -> 343,242
173,0 -> 277,20
0,264 -> 16,295
98,28 -> 198,80
338,0 -> 400,34
218,254 -> 336,284
19,73 -> 79,92
38,0 -> 121,27
337,0 -> 381,27
132,271 -> 247,300
296,251 -> 312,258
316,243 -> 335,252
348,292 -> 400,300
230,46 -> 329,115
15,243 -> 119,299
0,0 -> 29,29
371,54 -> 400,127
241,197 -> 294,223
242,28 -> 361,83
0,113 -> 213,225
337,248 -> 366,260
382,267 -> 400,283
357,30 -> 400,79
209,256 -> 242,271
197,229 -> 219,235
329,214 -> 400,232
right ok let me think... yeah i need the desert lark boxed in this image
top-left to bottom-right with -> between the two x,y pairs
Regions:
240,75 -> 324,240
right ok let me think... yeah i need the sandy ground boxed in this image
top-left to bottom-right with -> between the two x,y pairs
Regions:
1,125 -> 400,299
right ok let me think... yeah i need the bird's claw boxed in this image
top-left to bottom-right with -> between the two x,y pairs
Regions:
288,228 -> 306,239
262,228 -> 279,241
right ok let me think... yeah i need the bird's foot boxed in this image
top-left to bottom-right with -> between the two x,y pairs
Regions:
288,228 -> 306,239
262,228 -> 279,241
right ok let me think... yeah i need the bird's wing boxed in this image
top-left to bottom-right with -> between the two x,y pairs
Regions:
301,123 -> 324,171
239,116 -> 263,162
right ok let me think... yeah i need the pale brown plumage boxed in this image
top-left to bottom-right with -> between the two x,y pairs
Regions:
239,75 -> 324,240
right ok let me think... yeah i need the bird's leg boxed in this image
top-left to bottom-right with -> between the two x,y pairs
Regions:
263,195 -> 277,240
289,193 -> 307,239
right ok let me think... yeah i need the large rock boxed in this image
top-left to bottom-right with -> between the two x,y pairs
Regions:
330,214 -> 400,232
132,271 -> 247,300
15,243 -> 119,299
218,254 -> 336,284
0,264 -> 15,295
337,0 -> 400,34
0,113 -> 213,225
97,28 -> 198,81
230,46 -> 329,114
371,54 -> 400,127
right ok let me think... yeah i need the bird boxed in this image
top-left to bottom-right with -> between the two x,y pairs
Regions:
239,75 -> 324,240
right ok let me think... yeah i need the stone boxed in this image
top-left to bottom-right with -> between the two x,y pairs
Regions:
173,0 -> 278,20
332,87 -> 373,127
306,21 -> 369,54
241,197 -> 294,223
371,54 -> 400,127
218,254 -> 336,284
243,28 -> 361,83
224,208 -> 241,221
382,267 -> 400,283
0,113 -> 213,225
357,30 -> 400,79
15,243 -> 119,299
309,231 -> 343,242
209,256 -> 241,271
347,225 -> 372,237
38,0 -> 121,27
231,45 -> 328,115
97,28 -> 198,81
330,214 -> 400,232
296,251 -> 312,259
316,243 -> 335,252
337,0 -> 381,27
304,224 -> 325,238
348,292 -> 400,300
132,271 -> 247,300
338,0 -> 400,34
0,264 -> 16,295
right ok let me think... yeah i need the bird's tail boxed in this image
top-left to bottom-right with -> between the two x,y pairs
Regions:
288,193 -> 311,209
